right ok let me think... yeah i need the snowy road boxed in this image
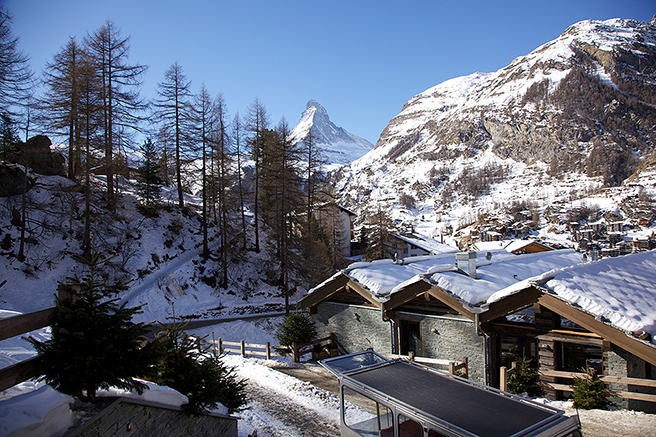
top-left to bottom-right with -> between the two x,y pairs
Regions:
225,356 -> 340,437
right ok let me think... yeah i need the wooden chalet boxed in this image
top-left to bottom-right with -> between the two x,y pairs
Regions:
301,250 -> 656,412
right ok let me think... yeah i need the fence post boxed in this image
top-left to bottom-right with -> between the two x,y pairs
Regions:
241,340 -> 246,357
408,351 -> 415,361
218,338 -> 222,355
500,366 -> 508,391
266,342 -> 271,360
449,361 -> 456,375
462,357 -> 469,379
292,343 -> 298,363
329,332 -> 335,345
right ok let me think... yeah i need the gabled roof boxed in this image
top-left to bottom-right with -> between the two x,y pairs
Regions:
390,233 -> 459,255
533,250 -> 656,349
302,249 -> 583,315
302,248 -> 656,366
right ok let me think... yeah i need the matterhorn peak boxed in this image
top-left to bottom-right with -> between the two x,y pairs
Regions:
290,100 -> 373,167
306,99 -> 327,113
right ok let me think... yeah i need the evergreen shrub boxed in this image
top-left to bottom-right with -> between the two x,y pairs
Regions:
570,364 -> 609,410
28,254 -> 160,402
507,356 -> 544,397
156,320 -> 247,414
276,311 -> 317,347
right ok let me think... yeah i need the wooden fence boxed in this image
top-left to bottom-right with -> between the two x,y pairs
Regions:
202,333 -> 337,363
0,307 -> 56,392
500,363 -> 656,403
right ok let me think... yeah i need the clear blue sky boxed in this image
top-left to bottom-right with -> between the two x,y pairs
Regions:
2,0 -> 654,144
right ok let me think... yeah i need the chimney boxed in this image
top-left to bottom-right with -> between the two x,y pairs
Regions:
456,251 -> 477,279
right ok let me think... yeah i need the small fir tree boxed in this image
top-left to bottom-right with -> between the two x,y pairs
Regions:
507,356 -> 544,397
156,318 -> 247,414
571,363 -> 609,410
136,137 -> 163,212
28,254 -> 159,401
276,311 -> 317,347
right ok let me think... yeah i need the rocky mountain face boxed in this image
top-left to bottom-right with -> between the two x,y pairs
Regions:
333,17 -> 656,230
290,100 -> 373,166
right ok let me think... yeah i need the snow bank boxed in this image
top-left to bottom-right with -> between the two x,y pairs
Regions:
0,381 -> 74,437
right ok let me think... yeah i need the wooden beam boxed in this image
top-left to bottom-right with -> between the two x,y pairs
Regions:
538,293 -> 656,366
426,287 -> 476,321
383,280 -> 433,312
479,287 -> 542,324
0,356 -> 41,392
299,274 -> 350,309
345,279 -> 383,308
0,307 -> 57,342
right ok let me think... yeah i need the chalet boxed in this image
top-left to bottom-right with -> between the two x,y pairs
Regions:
389,232 -> 458,259
471,239 -> 553,255
301,249 -> 656,412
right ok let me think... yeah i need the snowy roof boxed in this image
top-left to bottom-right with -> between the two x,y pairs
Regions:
430,250 -> 583,308
333,250 -> 583,309
391,233 -> 459,255
537,250 -> 656,346
505,239 -> 553,253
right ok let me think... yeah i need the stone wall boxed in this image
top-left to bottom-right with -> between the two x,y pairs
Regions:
313,303 -> 486,383
607,347 -> 656,413
314,302 -> 392,354
64,398 -> 237,437
410,313 -> 486,383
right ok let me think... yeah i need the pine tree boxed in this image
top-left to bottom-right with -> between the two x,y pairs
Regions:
156,319 -> 247,414
246,98 -> 270,253
571,363 -> 609,410
363,206 -> 395,261
85,21 -> 147,208
191,84 -> 215,259
276,311 -> 317,347
136,137 -> 162,212
28,254 -> 160,402
0,7 -> 34,120
507,357 -> 543,397
231,112 -> 248,251
260,119 -> 304,314
40,37 -> 86,179
153,62 -> 192,208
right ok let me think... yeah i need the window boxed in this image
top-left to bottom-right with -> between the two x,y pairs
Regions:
398,414 -> 423,437
400,320 -> 422,357
343,386 -> 393,437
560,342 -> 603,374
559,316 -> 585,330
500,335 -> 537,369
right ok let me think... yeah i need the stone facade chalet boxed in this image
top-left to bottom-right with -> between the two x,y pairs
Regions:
300,249 -> 656,412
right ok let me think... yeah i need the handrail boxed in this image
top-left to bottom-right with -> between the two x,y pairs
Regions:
0,307 -> 56,392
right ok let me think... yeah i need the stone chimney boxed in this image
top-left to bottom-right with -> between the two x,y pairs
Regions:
456,251 -> 477,279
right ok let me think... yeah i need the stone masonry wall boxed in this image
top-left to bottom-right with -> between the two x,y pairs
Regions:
313,303 -> 486,383
607,347 -> 656,413
65,398 -> 237,437
314,302 -> 392,354
401,313 -> 486,383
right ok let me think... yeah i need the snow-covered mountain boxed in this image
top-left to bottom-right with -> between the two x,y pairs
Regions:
290,100 -> 373,167
333,17 -> 656,237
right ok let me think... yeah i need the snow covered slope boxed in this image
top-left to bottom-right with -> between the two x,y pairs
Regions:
290,100 -> 373,167
333,17 -> 656,239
